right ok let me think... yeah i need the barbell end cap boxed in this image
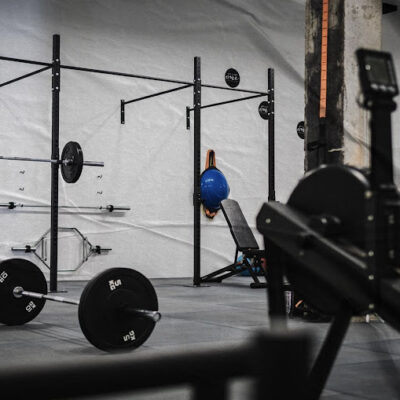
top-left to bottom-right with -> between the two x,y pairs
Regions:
154,311 -> 162,322
150,311 -> 162,323
144,310 -> 162,323
13,286 -> 24,299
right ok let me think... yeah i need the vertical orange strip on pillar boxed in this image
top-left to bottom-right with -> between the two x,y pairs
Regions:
319,0 -> 329,118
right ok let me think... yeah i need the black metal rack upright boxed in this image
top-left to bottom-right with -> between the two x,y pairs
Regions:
0,34 -> 271,290
268,69 -> 275,202
193,57 -> 202,287
50,34 -> 61,291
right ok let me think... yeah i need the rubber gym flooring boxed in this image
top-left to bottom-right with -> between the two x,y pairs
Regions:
1,276 -> 399,399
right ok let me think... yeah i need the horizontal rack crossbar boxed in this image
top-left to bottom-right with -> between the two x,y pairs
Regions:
0,55 -> 266,95
60,64 -> 191,85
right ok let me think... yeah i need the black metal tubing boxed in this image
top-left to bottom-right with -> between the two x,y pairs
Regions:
263,238 -> 287,327
186,106 -> 191,129
188,93 -> 266,112
202,83 -> 267,95
121,84 -> 192,124
0,331 -> 310,400
49,34 -> 60,292
120,99 -> 125,124
0,343 -> 249,399
307,305 -> 352,400
194,381 -> 227,400
0,66 -> 51,88
124,84 -> 192,105
61,63 -> 191,85
0,54 -> 266,95
268,68 -> 275,201
0,55 -> 51,67
193,57 -> 202,287
61,63 -> 266,94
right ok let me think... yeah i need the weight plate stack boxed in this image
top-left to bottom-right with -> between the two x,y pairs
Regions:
78,268 -> 159,351
0,259 -> 47,325
61,141 -> 84,183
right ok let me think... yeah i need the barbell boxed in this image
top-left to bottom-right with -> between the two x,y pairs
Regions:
0,141 -> 104,183
0,259 -> 161,351
1,202 -> 131,212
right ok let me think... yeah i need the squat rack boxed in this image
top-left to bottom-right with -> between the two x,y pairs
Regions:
188,60 -> 274,286
120,59 -> 274,287
0,34 -> 273,290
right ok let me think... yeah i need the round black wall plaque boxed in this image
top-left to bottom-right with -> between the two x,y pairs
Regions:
225,68 -> 240,88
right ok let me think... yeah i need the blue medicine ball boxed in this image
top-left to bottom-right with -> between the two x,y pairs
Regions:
200,167 -> 230,211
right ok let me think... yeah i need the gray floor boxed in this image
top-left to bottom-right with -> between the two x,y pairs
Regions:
1,276 -> 400,399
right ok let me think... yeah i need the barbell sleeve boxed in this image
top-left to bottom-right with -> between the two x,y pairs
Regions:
103,205 -> 131,212
82,160 -> 104,167
123,307 -> 162,323
11,246 -> 37,252
62,159 -> 104,167
13,287 -> 79,305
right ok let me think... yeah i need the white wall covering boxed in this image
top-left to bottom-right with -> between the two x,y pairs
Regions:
0,0 -> 397,279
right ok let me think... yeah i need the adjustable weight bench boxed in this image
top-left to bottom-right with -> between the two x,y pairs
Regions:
201,199 -> 267,288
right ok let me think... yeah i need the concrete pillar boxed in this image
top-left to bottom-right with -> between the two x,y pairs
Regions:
305,0 -> 382,171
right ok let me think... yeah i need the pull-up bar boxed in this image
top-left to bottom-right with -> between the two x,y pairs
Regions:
120,83 -> 192,124
0,54 -> 267,95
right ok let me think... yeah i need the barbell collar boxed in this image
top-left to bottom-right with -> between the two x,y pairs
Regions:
13,287 -> 80,305
82,160 -> 104,167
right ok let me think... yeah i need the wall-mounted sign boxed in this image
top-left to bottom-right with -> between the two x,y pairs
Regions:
225,68 -> 240,88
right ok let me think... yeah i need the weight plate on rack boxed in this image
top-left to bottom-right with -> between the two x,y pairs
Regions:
61,141 -> 84,183
297,121 -> 305,139
0,258 -> 47,325
78,268 -> 159,351
258,101 -> 270,120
